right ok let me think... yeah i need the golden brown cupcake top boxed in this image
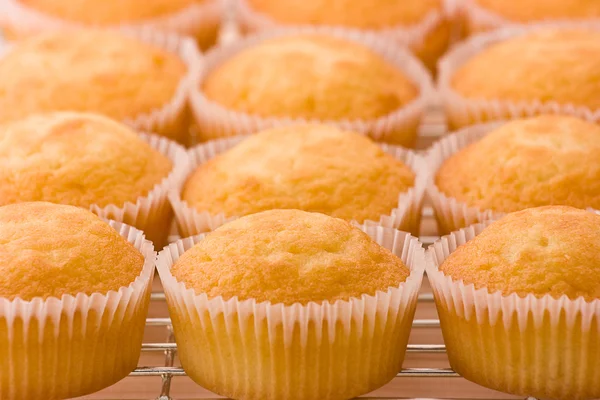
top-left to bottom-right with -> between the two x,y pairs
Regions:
0,202 -> 144,301
183,125 -> 415,222
246,0 -> 443,29
440,206 -> 600,301
202,34 -> 418,120
0,112 -> 173,208
451,29 -> 600,109
435,115 -> 600,212
0,30 -> 187,124
473,0 -> 600,22
18,0 -> 198,24
171,209 -> 409,305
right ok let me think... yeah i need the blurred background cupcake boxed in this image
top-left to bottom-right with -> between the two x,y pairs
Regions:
0,28 -> 201,144
428,206 -> 600,400
190,28 -> 432,147
0,202 -> 155,400
439,24 -> 600,129
237,0 -> 457,72
171,124 -> 427,237
1,0 -> 222,49
427,115 -> 600,233
463,0 -> 600,35
0,112 -> 188,247
158,209 -> 425,400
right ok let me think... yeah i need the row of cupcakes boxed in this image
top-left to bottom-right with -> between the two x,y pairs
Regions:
2,201 -> 598,400
1,110 -> 599,248
1,21 -> 600,147
2,0 -> 600,68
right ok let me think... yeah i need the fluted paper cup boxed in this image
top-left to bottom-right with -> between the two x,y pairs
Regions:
190,26 -> 434,147
91,132 -> 190,248
157,224 -> 425,400
438,22 -> 600,130
169,134 -> 428,238
427,221 -> 600,400
0,221 -> 155,400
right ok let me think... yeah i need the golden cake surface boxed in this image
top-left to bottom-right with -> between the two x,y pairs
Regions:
202,34 -> 418,120
436,115 -> 600,212
440,206 -> 600,301
0,112 -> 173,208
473,0 -> 600,22
0,30 -> 187,124
183,125 -> 415,222
0,202 -> 144,301
451,29 -> 600,109
171,209 -> 410,305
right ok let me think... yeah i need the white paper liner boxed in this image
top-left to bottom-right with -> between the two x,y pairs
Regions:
237,0 -> 459,68
425,121 -> 506,233
426,220 -> 600,399
169,134 -> 428,239
90,132 -> 190,249
1,0 -> 222,49
189,26 -> 434,147
0,221 -> 155,400
157,224 -> 425,400
438,22 -> 600,130
0,26 -> 202,144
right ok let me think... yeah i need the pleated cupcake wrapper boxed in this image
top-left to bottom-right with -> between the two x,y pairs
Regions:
1,0 -> 221,49
91,132 -> 189,249
438,22 -> 600,130
169,134 -> 428,239
237,0 -> 458,50
0,25 -> 202,145
425,122 -> 506,234
189,26 -> 434,147
0,221 -> 155,400
157,224 -> 425,400
426,221 -> 600,399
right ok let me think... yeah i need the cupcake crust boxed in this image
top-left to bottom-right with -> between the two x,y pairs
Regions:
0,202 -> 144,301
0,30 -> 187,124
245,0 -> 443,29
451,29 -> 600,109
0,112 -> 173,208
440,206 -> 600,301
435,115 -> 600,212
171,209 -> 409,305
202,34 -> 418,121
183,125 -> 415,222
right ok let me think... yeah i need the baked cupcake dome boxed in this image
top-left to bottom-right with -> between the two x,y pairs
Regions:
465,0 -> 600,34
181,124 -> 416,224
0,29 -> 192,142
0,202 -> 155,400
439,26 -> 600,129
191,29 -> 432,147
158,209 -> 425,400
2,0 -> 221,49
0,111 -> 180,245
428,206 -> 600,399
239,0 -> 453,71
435,115 -> 600,213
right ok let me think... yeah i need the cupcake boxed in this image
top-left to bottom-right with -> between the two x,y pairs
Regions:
427,206 -> 600,400
0,202 -> 155,400
427,115 -> 600,233
172,124 -> 426,237
238,0 -> 456,72
439,25 -> 600,129
190,28 -> 433,147
0,28 -> 201,144
0,111 -> 188,247
157,209 -> 425,400
2,0 -> 221,49
463,0 -> 600,35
